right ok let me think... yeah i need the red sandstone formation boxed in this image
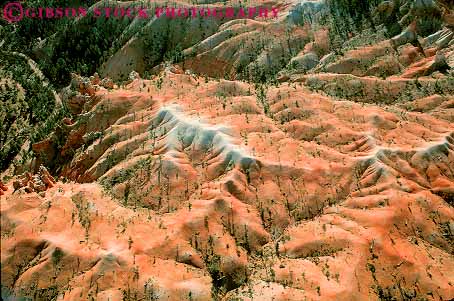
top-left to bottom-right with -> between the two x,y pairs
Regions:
2,68 -> 453,300
11,165 -> 56,194
1,0 -> 454,300
0,181 -> 7,196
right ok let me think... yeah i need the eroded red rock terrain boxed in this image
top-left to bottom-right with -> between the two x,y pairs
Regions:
1,0 -> 454,300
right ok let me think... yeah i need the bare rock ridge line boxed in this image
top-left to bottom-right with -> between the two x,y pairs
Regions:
2,66 -> 453,300
1,0 -> 454,300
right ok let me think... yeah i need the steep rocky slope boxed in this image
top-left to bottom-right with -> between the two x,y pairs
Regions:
1,0 -> 454,300
2,67 -> 453,300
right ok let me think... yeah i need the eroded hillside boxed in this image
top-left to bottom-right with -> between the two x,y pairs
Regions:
1,0 -> 454,300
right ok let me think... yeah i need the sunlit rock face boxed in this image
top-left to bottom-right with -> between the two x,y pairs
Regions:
1,0 -> 454,300
2,68 -> 453,300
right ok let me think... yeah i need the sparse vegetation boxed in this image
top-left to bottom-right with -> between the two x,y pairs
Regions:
1,0 -> 454,300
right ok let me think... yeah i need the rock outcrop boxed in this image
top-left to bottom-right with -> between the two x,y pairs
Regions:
12,165 -> 55,194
